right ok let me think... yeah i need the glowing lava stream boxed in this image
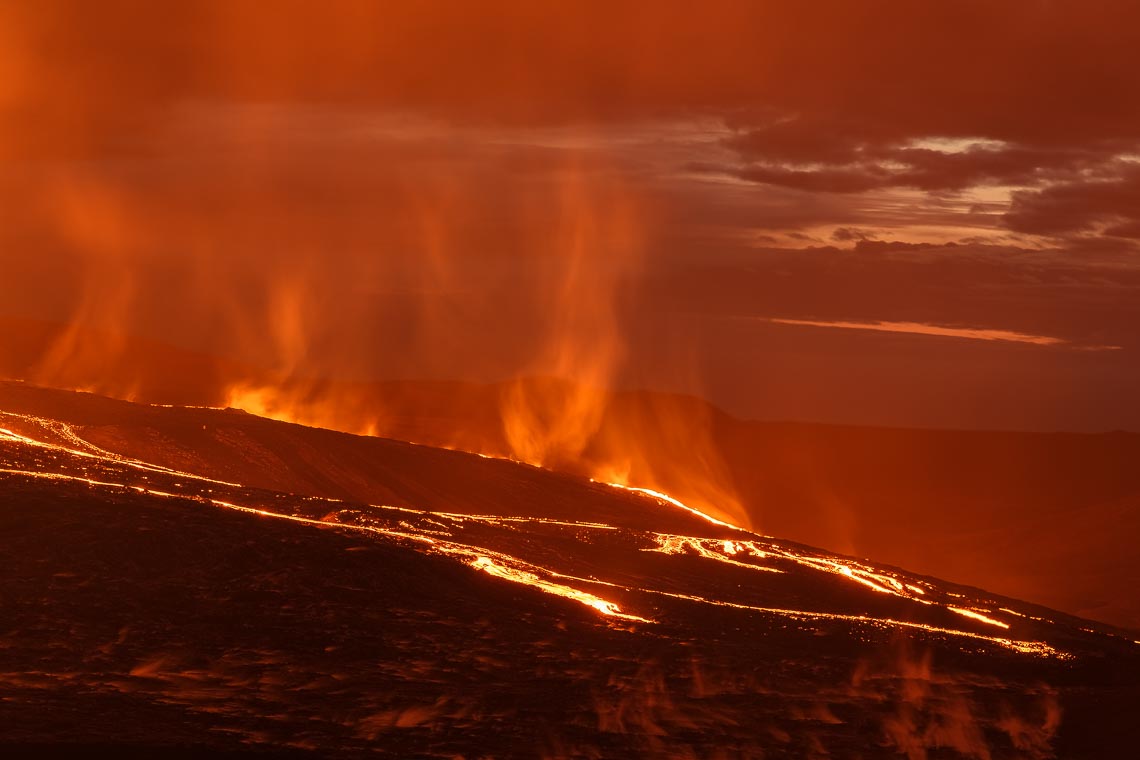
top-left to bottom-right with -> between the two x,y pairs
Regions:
629,587 -> 1065,658
0,414 -> 653,626
461,554 -> 651,623
647,535 -> 784,574
0,412 -> 245,488
0,466 -> 650,624
607,482 -> 943,604
0,462 -> 1065,651
2,412 -> 652,623
0,410 -> 1070,651
452,546 -> 1062,656
644,531 -> 936,604
949,607 -> 1010,629
601,481 -> 742,529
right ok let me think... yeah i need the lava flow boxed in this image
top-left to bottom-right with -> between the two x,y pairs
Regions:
0,401 -> 1078,654
3,383 -> 1139,757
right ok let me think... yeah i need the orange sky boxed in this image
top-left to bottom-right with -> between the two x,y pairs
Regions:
2,0 -> 1139,431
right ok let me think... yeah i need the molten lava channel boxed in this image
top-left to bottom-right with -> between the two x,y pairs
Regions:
0,407 -> 1085,659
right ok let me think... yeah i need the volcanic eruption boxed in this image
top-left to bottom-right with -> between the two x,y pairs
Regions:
3,2 -> 1140,758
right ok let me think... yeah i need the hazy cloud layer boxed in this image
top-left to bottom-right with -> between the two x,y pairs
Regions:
2,1 -> 1138,429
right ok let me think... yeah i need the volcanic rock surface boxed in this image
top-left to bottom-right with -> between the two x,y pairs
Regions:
0,382 -> 1137,758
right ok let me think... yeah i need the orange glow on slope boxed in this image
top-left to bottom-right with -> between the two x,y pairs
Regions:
647,534 -> 783,573
219,281 -> 389,437
220,378 -> 751,528
5,461 -> 1058,656
498,171 -> 639,469
466,555 -> 651,623
949,607 -> 1011,629
2,411 -> 648,627
603,483 -> 743,530
1,411 -> 244,488
2,404 -> 1091,656
644,529 -> 942,605
0,406 -> 1043,644
222,383 -> 378,437
188,162 -> 748,529
630,586 -> 1065,658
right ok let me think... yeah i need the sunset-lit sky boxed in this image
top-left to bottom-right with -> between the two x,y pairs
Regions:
3,1 -> 1139,430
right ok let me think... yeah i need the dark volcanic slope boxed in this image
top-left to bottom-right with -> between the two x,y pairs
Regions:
1,384 -> 1139,758
0,380 -> 714,536
4,363 -> 1138,630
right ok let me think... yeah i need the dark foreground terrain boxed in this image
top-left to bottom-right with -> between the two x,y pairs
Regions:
1,383 -> 1138,758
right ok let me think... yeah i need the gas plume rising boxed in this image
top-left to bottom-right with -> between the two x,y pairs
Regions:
17,144 -> 749,528
220,167 -> 746,527
499,169 -> 639,470
30,177 -> 139,400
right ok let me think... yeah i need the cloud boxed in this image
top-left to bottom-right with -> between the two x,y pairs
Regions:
762,318 -> 1120,350
832,227 -> 875,243
723,115 -> 1126,197
1004,162 -> 1140,241
851,240 -> 954,254
5,2 -> 1140,143
3,1 -> 1140,431
6,2 -> 1139,249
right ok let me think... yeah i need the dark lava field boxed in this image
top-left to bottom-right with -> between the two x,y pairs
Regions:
1,382 -> 1137,758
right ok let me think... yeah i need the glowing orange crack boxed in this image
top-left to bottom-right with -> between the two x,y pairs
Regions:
949,607 -> 1011,629
646,534 -> 783,574
643,534 -> 1034,636
465,555 -> 651,623
601,481 -> 742,530
0,412 -> 244,488
0,451 -> 648,626
631,587 -> 1066,658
